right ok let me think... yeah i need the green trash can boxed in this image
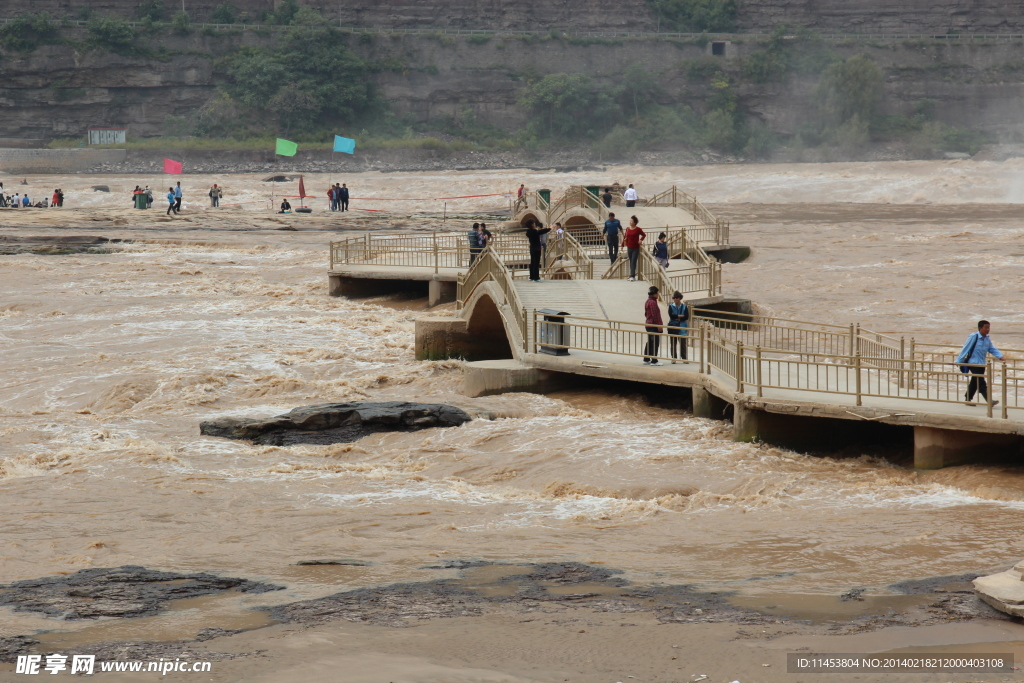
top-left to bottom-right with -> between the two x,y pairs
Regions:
538,189 -> 551,206
585,185 -> 601,209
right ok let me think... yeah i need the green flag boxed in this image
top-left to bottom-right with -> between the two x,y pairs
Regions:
275,138 -> 297,156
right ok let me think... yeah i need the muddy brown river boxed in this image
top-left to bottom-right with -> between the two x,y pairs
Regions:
2,161 -> 1024,682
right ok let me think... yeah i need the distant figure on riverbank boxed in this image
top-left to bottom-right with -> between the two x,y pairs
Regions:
209,184 -> 222,208
166,187 -> 176,216
643,286 -> 663,366
174,182 -> 183,213
958,320 -> 1006,406
339,183 -> 349,211
279,199 -> 292,214
143,187 -> 151,208
21,194 -> 30,208
51,189 -> 60,208
624,184 -> 638,208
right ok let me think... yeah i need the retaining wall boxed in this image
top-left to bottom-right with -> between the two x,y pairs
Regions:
0,148 -> 127,174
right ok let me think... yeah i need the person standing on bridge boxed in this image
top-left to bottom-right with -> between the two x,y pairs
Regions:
623,216 -> 646,281
654,232 -> 670,268
643,286 -> 664,366
603,213 -> 622,263
624,184 -> 638,208
468,223 -> 482,266
958,320 -> 1006,406
525,218 -> 550,282
667,291 -> 689,363
602,187 -> 613,209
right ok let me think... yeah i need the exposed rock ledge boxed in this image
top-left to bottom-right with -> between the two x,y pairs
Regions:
199,401 -> 477,446
973,559 -> 1024,617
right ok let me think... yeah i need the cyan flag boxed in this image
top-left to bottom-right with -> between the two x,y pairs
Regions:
333,135 -> 356,154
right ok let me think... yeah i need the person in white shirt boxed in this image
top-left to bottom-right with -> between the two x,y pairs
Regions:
624,184 -> 638,207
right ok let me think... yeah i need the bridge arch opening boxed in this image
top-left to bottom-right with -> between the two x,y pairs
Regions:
465,293 -> 514,360
564,215 -> 601,248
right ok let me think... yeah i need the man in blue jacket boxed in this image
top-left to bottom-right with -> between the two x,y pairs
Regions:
957,320 -> 1006,406
602,212 -> 622,263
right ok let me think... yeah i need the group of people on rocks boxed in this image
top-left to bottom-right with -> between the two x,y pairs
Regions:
0,181 -> 62,208
327,183 -> 349,211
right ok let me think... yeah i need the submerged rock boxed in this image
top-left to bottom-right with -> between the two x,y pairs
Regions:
200,401 -> 475,446
973,560 -> 1024,616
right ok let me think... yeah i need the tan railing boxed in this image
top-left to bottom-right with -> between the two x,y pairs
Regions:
645,186 -> 730,245
456,249 -> 526,346
525,311 -> 1021,419
603,242 -> 720,297
330,233 -> 474,273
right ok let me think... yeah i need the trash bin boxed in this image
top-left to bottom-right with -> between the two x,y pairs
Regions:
537,188 -> 551,206
585,185 -> 601,209
538,308 -> 570,356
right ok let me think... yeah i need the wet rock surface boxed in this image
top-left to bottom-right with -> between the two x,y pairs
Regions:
0,566 -> 282,620
200,401 -> 475,445
0,235 -> 125,255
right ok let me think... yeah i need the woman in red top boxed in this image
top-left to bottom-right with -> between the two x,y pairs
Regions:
643,285 -> 664,365
623,215 -> 646,281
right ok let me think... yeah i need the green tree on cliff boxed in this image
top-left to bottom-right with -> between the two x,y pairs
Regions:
817,55 -> 883,126
647,0 -> 737,32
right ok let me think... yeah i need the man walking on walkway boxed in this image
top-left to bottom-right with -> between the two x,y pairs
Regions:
643,286 -> 663,366
624,184 -> 638,208
958,320 -> 1006,406
603,212 -> 622,263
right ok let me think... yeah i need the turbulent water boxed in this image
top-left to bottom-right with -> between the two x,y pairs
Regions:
3,161 -> 1024,646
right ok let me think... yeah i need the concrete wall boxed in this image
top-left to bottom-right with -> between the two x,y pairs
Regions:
0,148 -> 126,173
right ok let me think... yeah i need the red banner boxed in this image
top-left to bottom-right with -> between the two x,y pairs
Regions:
163,158 -> 183,174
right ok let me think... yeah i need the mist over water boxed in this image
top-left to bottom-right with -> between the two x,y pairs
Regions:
3,161 -> 1024,645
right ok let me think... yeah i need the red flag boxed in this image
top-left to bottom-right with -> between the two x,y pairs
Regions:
298,175 -> 306,199
163,158 -> 183,174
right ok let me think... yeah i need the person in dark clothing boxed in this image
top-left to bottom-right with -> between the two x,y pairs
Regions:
339,184 -> 350,211
643,286 -> 663,365
524,218 -> 550,282
468,222 -> 482,266
603,212 -> 622,263
602,187 -> 613,208
667,291 -> 689,362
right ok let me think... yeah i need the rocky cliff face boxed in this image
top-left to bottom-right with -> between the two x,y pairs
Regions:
736,0 -> 1024,33
10,0 -> 1024,32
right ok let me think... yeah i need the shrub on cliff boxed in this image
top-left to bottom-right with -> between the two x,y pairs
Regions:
223,8 -> 375,135
211,3 -> 236,25
137,0 -> 165,22
0,12 -> 61,52
87,15 -> 138,55
518,73 -> 619,139
647,0 -> 736,32
816,55 -> 883,127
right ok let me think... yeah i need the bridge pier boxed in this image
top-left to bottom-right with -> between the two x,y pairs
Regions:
328,275 -> 425,299
913,426 -> 1020,469
463,360 -> 567,397
692,387 -> 731,420
733,404 -> 909,453
428,279 -> 457,308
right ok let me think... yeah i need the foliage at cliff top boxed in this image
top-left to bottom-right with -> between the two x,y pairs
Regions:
0,12 -> 61,52
646,0 -> 736,32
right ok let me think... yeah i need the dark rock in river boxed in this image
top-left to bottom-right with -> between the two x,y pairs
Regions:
200,401 -> 474,446
0,566 -> 282,620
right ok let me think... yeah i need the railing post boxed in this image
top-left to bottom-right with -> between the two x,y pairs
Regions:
433,232 -> 439,274
899,336 -> 906,389
848,324 -> 856,360
908,337 -> 916,389
755,346 -> 763,398
735,340 -> 744,393
698,322 -> 706,374
987,360 -> 994,418
855,354 -> 862,406
1002,362 -> 1009,419
524,308 -> 529,354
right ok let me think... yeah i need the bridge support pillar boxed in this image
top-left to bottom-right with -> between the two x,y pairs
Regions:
428,279 -> 457,308
328,275 -> 423,298
692,387 -> 730,420
733,404 -> 911,453
913,426 -> 1020,469
463,360 -> 566,397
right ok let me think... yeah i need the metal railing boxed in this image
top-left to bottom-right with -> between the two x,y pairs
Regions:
524,311 -> 1021,419
603,241 -> 720,297
20,19 -> 1024,42
456,249 -> 526,345
644,186 -> 730,245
